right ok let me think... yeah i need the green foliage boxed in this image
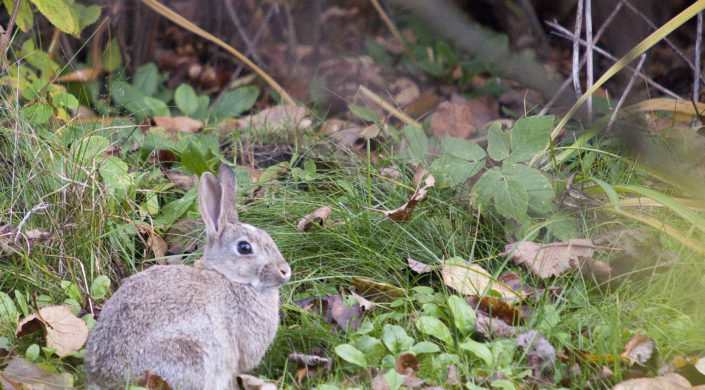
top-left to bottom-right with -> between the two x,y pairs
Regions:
209,86 -> 259,123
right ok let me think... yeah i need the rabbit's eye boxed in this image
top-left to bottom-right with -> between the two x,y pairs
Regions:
236,240 -> 253,255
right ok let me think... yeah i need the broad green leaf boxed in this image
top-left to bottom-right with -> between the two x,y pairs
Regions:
175,84 -> 199,117
0,336 -> 11,350
209,86 -> 259,123
460,338 -> 493,366
90,275 -> 111,300
448,295 -> 476,336
3,0 -> 33,32
25,344 -> 40,361
14,291 -> 27,317
19,40 -> 59,77
134,63 -> 160,97
545,213 -> 579,241
0,292 -> 18,326
384,369 -> 406,390
507,115 -> 554,163
495,177 -> 528,220
415,316 -> 453,346
20,103 -> 52,124
154,186 -> 198,229
403,125 -> 428,165
100,156 -> 132,195
103,38 -> 123,72
334,344 -> 367,367
181,141 -> 212,176
487,122 -> 510,161
72,135 -> 109,166
53,93 -> 79,110
30,0 -> 77,35
192,95 -> 210,120
501,163 -> 554,214
430,136 -> 486,188
348,104 -> 381,123
491,379 -> 517,390
61,281 -> 81,302
471,167 -> 502,208
68,2 -> 101,30
382,324 -> 414,353
141,96 -> 170,117
412,341 -> 441,354
354,336 -> 386,365
22,78 -> 48,100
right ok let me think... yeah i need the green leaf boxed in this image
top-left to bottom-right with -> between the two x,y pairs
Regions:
192,95 -> 210,121
103,38 -> 123,72
134,63 -> 160,97
90,275 -> 111,300
415,316 -> 453,345
30,0 -> 77,35
0,336 -> 11,350
501,163 -> 555,214
20,103 -> 52,124
100,156 -> 132,195
448,295 -> 476,337
14,290 -> 28,317
354,336 -> 386,365
209,86 -> 259,123
19,40 -> 59,76
403,125 -> 428,165
471,167 -> 502,208
487,122 -> 510,161
181,141 -> 212,176
411,341 -> 441,354
382,324 -> 414,353
25,344 -> 40,362
68,2 -> 101,30
3,0 -> 33,32
154,186 -> 198,229
0,292 -> 18,326
430,136 -> 486,188
53,92 -> 79,110
334,344 -> 368,367
592,177 -> 619,211
141,96 -> 170,117
459,338 -> 493,366
175,84 -> 199,117
72,135 -> 109,166
384,369 -> 407,390
507,115 -> 554,163
348,104 -> 381,123
495,177 -> 528,220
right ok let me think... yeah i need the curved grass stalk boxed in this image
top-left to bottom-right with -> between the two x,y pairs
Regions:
608,208 -> 705,255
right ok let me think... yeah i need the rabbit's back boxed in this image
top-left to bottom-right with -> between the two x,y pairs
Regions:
85,264 -> 281,390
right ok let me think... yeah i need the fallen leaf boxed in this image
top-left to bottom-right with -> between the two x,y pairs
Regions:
407,258 -> 433,274
516,330 -> 556,379
134,368 -> 173,390
501,239 -> 611,279
0,223 -> 15,254
371,372 -> 391,390
446,364 -> 460,386
441,259 -> 517,300
152,116 -> 203,134
621,332 -> 659,368
297,206 -> 332,232
467,295 -> 522,325
475,310 -> 517,339
611,373 -> 692,390
237,104 -> 311,131
165,170 -> 198,191
236,374 -> 278,390
295,294 -> 363,331
15,305 -> 88,357
289,352 -> 332,384
396,352 -> 419,375
0,357 -> 74,389
585,366 -> 614,388
147,231 -> 168,263
349,290 -> 374,311
362,164 -> 435,221
430,101 -> 476,139
351,277 -> 405,301
390,78 -> 420,107
1,224 -> 52,255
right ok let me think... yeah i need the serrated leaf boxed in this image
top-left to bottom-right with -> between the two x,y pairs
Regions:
507,115 -> 554,163
592,177 -> 620,211
382,324 -> 415,353
348,104 -> 381,123
52,93 -> 79,110
471,167 -> 502,208
487,122 -> 510,161
403,125 -> 428,165
30,0 -> 77,35
68,2 -> 101,30
175,84 -> 199,117
90,275 -> 111,300
430,136 -> 485,188
448,295 -> 476,337
495,178 -> 528,220
460,338 -> 493,366
415,316 -> 453,345
3,0 -> 33,32
209,86 -> 259,123
501,163 -> 555,214
20,40 -> 59,77
72,135 -> 109,166
100,156 -> 132,195
334,344 -> 367,367
20,103 -> 52,124
134,63 -> 159,96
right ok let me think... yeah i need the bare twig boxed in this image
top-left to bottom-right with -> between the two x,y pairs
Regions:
572,0 -> 584,98
547,21 -> 682,99
0,0 -> 23,73
14,202 -> 51,243
608,54 -> 646,130
517,0 -> 546,42
695,11 -> 703,100
224,1 -> 264,66
369,0 -> 418,64
585,0 -> 594,121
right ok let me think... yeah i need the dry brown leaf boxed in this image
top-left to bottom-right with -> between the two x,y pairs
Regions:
430,101 -> 476,139
297,206 -> 332,232
371,372 -> 391,390
390,78 -> 420,107
351,277 -> 405,301
15,305 -> 88,357
446,364 -> 460,386
134,368 -> 173,390
295,294 -> 363,331
0,223 -> 15,254
362,166 -> 435,221
441,260 -> 516,300
621,332 -> 659,368
396,352 -> 419,375
349,290 -> 374,311
475,310 -> 517,339
516,330 -> 556,379
611,373 -> 692,390
329,124 -> 380,147
236,374 -> 278,390
501,239 -> 606,279
147,232 -> 168,263
407,258 -> 432,274
467,295 -> 522,325
0,356 -> 73,389
289,352 -> 332,369
237,104 -> 311,131
165,171 -> 198,191
152,116 -> 203,134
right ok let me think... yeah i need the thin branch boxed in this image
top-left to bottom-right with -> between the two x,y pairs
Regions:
369,0 -> 418,64
0,0 -> 23,73
608,54 -> 646,130
585,0 -> 594,121
694,11 -> 703,100
224,0 -> 264,66
572,0 -> 584,97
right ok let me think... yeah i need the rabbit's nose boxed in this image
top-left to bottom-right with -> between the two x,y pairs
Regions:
279,262 -> 291,281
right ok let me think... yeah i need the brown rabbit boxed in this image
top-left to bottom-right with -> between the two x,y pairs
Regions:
84,163 -> 291,389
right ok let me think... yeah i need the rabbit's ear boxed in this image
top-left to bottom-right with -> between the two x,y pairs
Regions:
199,171 -> 223,237
218,163 -> 239,223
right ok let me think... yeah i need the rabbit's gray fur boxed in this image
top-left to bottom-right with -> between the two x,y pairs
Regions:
84,164 -> 291,390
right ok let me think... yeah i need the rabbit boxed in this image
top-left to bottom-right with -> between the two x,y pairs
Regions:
84,163 -> 291,390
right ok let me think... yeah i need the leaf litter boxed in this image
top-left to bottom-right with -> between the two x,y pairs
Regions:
15,305 -> 89,357
0,356 -> 74,389
362,164 -> 435,221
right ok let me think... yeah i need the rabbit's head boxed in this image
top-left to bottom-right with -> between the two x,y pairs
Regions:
198,164 -> 291,292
